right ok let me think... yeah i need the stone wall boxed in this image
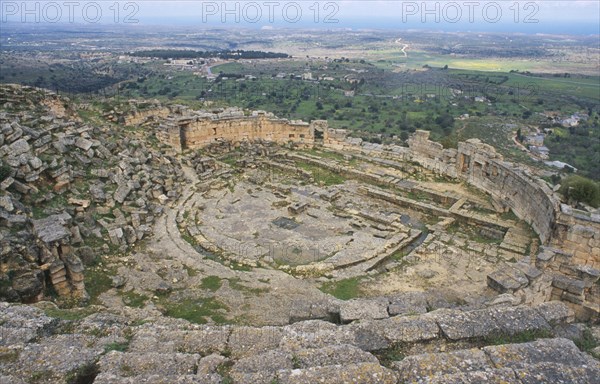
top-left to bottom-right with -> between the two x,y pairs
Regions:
327,130 -> 561,244
407,130 -> 459,177
454,138 -> 559,244
325,128 -> 598,319
553,205 -> 600,269
123,107 -> 171,126
157,110 -> 328,151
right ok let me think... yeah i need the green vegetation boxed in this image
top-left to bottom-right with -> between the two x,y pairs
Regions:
201,276 -> 223,292
44,306 -> 96,321
559,175 -> 600,208
296,161 -> 346,186
375,344 -> 406,367
483,329 -> 553,346
446,221 -> 502,245
161,297 -> 228,325
84,266 -> 116,304
0,161 -> 12,181
573,328 -> 599,355
319,277 -> 364,300
104,341 -> 130,353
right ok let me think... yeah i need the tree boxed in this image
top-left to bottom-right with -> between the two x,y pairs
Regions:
559,175 -> 600,208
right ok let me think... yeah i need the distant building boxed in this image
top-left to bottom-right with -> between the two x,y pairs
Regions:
523,134 -> 545,147
530,145 -> 550,159
544,160 -> 577,171
561,117 -> 580,127
344,75 -> 360,84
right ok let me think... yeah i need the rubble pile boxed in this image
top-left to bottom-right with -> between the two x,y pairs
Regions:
0,85 -> 184,302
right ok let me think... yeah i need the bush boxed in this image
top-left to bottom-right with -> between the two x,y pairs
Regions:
559,175 -> 600,208
0,161 -> 12,181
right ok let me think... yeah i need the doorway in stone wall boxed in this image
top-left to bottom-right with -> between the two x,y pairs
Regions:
314,128 -> 324,144
180,124 -> 189,150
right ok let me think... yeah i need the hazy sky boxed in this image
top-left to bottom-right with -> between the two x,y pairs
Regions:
2,1 -> 599,34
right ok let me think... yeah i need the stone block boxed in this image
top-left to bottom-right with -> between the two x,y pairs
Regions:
340,298 -> 389,323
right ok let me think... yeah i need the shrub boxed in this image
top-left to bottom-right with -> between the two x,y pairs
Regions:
559,175 -> 600,208
0,161 -> 12,181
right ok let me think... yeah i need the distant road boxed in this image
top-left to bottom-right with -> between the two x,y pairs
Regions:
395,38 -> 409,58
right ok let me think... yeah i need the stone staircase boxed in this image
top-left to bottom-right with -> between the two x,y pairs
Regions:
499,227 -> 531,260
1,301 -> 599,383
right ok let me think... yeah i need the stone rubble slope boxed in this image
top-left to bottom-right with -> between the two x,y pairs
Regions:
0,85 -> 184,302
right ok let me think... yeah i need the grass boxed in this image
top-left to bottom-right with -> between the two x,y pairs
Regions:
319,277 -> 364,300
301,148 -> 346,162
104,341 -> 129,353
295,161 -> 346,186
483,328 -> 553,346
500,209 -> 519,221
201,276 -> 222,292
573,328 -> 599,355
220,152 -> 239,166
375,344 -> 406,367
446,221 -> 502,245
85,266 -> 117,304
44,306 -> 97,321
161,297 -> 228,325
390,249 -> 408,262
181,232 -> 199,247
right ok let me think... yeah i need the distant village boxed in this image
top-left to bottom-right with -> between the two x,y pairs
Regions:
519,112 -> 588,171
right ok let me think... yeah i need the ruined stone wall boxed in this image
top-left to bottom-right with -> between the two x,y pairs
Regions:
159,115 -> 328,151
124,107 -> 171,126
455,139 -> 559,244
399,131 -> 558,244
182,117 -> 311,148
406,131 -> 458,177
325,129 -> 591,256
553,206 -> 600,269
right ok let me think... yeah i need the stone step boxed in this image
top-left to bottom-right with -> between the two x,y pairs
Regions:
500,228 -> 531,254
93,373 -> 220,384
276,362 -> 397,384
498,248 -> 524,261
128,301 -> 574,361
98,351 -> 200,377
392,338 -> 600,383
229,345 -> 381,383
128,325 -> 231,355
499,241 -> 528,255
